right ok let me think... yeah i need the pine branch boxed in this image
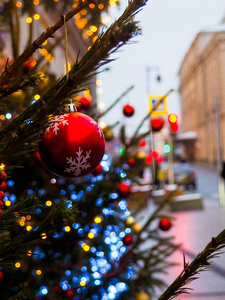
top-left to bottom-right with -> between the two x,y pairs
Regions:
0,0 -> 147,164
0,0 -> 92,86
157,229 -> 225,300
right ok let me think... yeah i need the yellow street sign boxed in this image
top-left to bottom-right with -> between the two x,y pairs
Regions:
148,95 -> 168,117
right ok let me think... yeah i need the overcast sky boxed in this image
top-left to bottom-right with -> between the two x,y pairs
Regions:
98,0 -> 225,135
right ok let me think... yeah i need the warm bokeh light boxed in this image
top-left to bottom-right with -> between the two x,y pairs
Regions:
34,14 -> 40,21
15,262 -> 21,268
26,17 -> 33,24
94,216 -> 102,224
16,1 -> 22,8
64,226 -> 71,232
46,200 -> 52,206
88,232 -> 95,239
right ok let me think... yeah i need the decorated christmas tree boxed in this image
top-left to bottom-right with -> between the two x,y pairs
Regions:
0,1 -> 225,300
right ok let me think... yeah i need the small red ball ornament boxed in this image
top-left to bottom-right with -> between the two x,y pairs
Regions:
150,117 -> 164,132
80,97 -> 91,110
0,191 -> 5,201
122,235 -> 134,246
0,182 -> 7,191
38,112 -> 105,178
156,156 -> 164,163
159,218 -> 172,231
117,182 -> 131,198
123,104 -> 135,117
127,157 -> 135,167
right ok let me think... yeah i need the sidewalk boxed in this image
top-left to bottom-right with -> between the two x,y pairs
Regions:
154,196 -> 225,299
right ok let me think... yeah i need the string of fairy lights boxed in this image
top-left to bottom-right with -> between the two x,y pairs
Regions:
3,152 -> 140,299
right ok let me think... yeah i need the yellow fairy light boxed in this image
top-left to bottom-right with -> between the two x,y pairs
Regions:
126,216 -> 135,225
81,9 -> 87,15
80,281 -> 86,287
41,233 -> 47,239
87,30 -> 93,36
83,89 -> 92,100
34,94 -> 40,100
97,88 -> 103,95
64,226 -> 71,232
42,40 -> 48,46
90,25 -> 98,33
88,232 -> 95,239
15,262 -> 21,268
92,36 -> 98,43
109,0 -> 118,7
19,220 -> 25,226
26,17 -> 33,24
26,215 -> 31,220
89,3 -> 95,8
21,216 -> 26,221
96,79 -> 102,85
27,250 -> 32,256
5,200 -> 11,207
33,0 -> 39,4
102,16 -> 111,25
83,244 -> 90,252
75,19 -> 88,29
46,200 -> 52,207
36,269 -> 42,275
0,115 -> 5,121
99,121 -> 106,129
26,225 -> 32,231
94,216 -> 102,224
33,14 -> 40,21
0,163 -> 5,170
98,4 -> 104,9
16,1 -> 22,8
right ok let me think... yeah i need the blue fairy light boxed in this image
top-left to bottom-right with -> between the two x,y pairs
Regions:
96,198 -> 103,207
28,189 -> 34,195
65,270 -> 71,276
94,280 -> 101,286
81,266 -> 87,272
72,223 -> 80,229
36,208 -> 41,214
39,286 -> 48,295
125,228 -> 132,234
38,189 -> 46,195
5,113 -> 12,120
60,189 -> 66,195
9,194 -> 16,203
109,193 -> 118,199
6,180 -> 14,186
120,172 -> 127,178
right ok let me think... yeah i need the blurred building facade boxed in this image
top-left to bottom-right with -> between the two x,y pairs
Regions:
178,18 -> 225,165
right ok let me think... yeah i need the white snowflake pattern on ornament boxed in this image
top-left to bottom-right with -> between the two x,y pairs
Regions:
46,114 -> 69,135
64,147 -> 91,176
90,119 -> 103,137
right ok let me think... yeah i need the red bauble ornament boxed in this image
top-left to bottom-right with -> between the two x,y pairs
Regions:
0,200 -> 3,208
117,182 -> 131,198
80,97 -> 91,110
92,163 -> 103,176
159,218 -> 172,231
0,191 -> 5,201
152,150 -> 159,158
123,104 -> 135,117
38,112 -> 105,178
127,157 -> 135,167
122,234 -> 134,246
156,156 -> 164,163
0,182 -> 7,191
150,117 -> 164,132
0,171 -> 7,182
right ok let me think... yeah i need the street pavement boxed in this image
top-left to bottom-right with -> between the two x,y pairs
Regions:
150,163 -> 225,299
